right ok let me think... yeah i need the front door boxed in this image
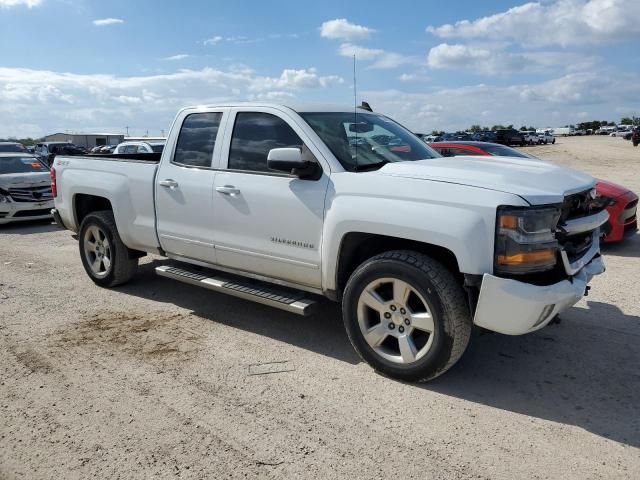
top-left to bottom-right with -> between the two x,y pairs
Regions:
155,109 -> 227,263
212,108 -> 329,288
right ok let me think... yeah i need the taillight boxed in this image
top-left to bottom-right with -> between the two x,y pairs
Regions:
50,167 -> 57,198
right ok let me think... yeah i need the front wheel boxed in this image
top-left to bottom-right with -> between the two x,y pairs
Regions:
79,210 -> 138,287
342,251 -> 472,382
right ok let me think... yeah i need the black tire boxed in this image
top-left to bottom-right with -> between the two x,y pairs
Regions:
342,250 -> 472,382
78,210 -> 138,287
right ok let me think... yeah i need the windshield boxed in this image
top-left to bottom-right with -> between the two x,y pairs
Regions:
150,144 -> 165,153
0,143 -> 27,153
0,156 -> 49,174
482,144 -> 536,159
300,112 -> 441,171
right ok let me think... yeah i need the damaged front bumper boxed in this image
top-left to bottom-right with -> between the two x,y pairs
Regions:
473,254 -> 605,335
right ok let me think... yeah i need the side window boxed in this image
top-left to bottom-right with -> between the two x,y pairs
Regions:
228,112 -> 302,173
173,112 -> 223,167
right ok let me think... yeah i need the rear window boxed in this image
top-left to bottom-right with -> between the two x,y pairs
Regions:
0,156 -> 49,174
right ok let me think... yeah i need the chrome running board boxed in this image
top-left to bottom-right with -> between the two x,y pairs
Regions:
155,265 -> 317,316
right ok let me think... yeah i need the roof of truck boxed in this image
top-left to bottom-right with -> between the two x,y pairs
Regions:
185,102 -> 374,114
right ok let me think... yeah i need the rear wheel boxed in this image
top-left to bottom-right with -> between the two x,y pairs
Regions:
79,211 -> 138,287
342,250 -> 472,382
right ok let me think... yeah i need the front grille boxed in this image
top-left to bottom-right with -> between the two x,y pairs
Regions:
557,188 -> 604,271
560,188 -> 604,222
13,209 -> 51,218
9,186 -> 53,203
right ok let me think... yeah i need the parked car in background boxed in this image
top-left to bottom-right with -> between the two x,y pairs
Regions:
495,128 -> 525,146
471,131 -> 497,142
537,131 -> 556,144
610,128 -> 632,138
114,141 -> 165,154
594,180 -> 638,242
34,142 -> 87,166
440,132 -> 471,141
549,127 -> 574,136
0,153 -> 54,224
430,141 -> 637,243
0,142 -> 28,153
522,131 -> 539,145
52,102 -> 606,382
95,145 -> 118,154
430,141 -> 535,159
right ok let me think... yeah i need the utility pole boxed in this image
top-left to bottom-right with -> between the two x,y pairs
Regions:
125,126 -> 129,136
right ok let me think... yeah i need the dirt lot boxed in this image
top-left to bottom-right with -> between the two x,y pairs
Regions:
1,136 -> 638,479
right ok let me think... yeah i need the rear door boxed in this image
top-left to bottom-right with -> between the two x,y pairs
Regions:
155,109 -> 228,263
211,107 -> 329,288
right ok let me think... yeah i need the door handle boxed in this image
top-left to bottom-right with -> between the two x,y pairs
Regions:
159,179 -> 179,189
216,185 -> 241,196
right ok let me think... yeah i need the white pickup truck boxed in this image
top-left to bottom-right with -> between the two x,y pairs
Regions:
52,103 -> 607,382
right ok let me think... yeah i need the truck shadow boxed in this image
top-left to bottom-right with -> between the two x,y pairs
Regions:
0,219 -> 61,235
116,260 -> 358,365
601,232 -> 640,258
425,300 -> 640,449
118,260 -> 639,449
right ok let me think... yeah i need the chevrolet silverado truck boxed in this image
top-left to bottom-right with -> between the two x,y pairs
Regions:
52,103 -> 607,382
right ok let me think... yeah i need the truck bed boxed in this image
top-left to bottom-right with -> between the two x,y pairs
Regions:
53,154 -> 161,253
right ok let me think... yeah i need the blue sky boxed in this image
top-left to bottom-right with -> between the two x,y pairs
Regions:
1,0 -> 639,137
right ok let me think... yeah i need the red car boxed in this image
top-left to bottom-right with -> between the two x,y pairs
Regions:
430,141 -> 638,243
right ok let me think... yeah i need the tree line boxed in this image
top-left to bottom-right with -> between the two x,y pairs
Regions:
429,117 -> 638,135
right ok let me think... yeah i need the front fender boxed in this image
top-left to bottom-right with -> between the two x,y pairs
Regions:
321,179 -> 527,292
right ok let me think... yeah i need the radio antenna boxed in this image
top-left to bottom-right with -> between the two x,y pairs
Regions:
353,54 -> 358,172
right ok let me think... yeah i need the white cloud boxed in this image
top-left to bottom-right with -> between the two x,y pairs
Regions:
398,73 -> 430,82
163,54 -> 190,61
0,0 -> 41,7
93,18 -> 124,26
426,0 -> 640,48
249,68 -> 343,91
362,71 -> 640,132
203,35 -> 262,45
427,43 -> 596,75
338,43 -> 416,69
204,36 -> 223,46
320,18 -> 375,40
0,66 -> 344,137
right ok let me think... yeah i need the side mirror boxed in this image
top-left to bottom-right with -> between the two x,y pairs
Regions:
267,147 -> 320,179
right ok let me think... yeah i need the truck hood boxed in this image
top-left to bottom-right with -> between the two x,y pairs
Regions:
378,156 -> 594,205
0,172 -> 51,190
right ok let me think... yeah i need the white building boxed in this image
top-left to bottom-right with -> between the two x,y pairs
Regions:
43,133 -> 125,149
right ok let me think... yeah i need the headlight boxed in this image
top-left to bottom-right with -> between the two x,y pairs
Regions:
0,190 -> 9,203
495,206 -> 560,275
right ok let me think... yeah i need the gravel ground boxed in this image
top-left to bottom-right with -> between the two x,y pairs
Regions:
1,136 -> 638,479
